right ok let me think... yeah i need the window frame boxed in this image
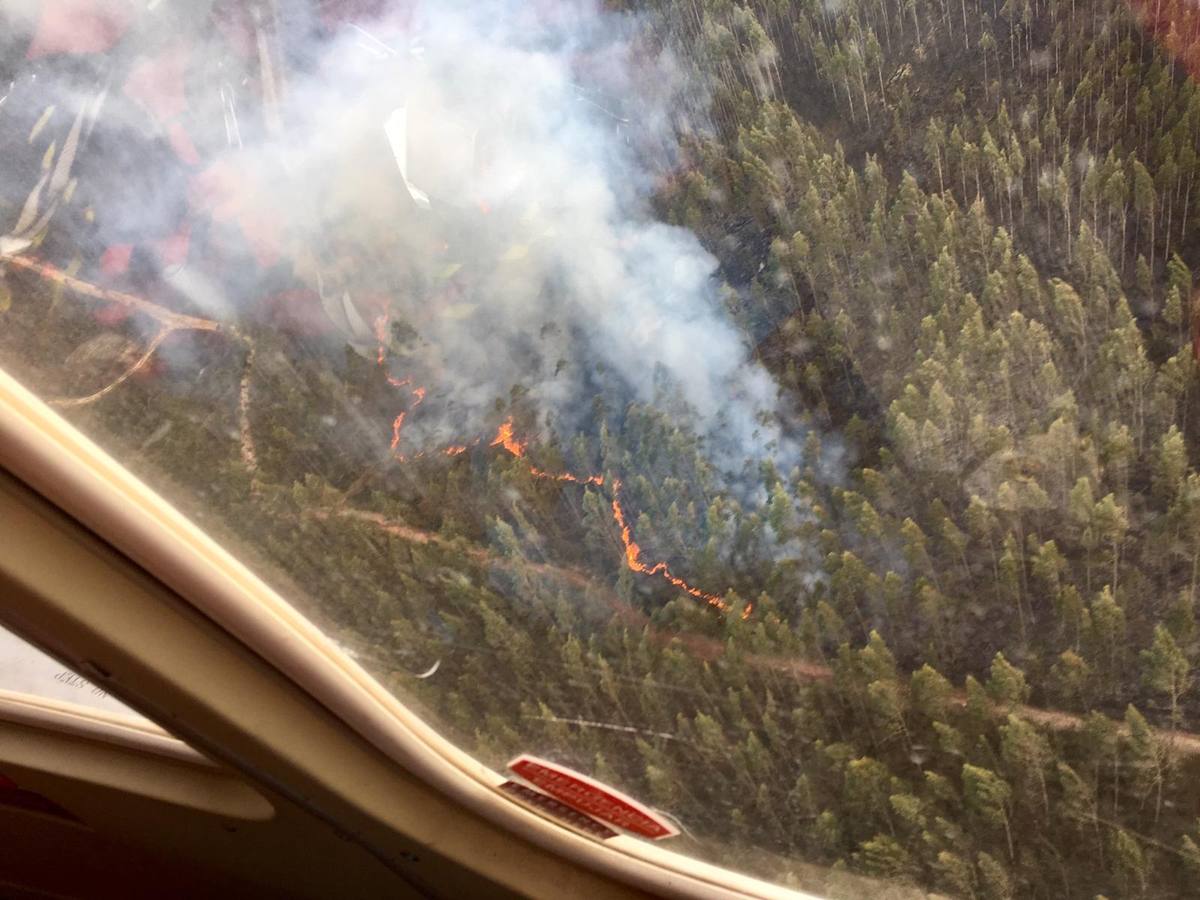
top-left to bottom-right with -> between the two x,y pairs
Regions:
0,366 -> 813,900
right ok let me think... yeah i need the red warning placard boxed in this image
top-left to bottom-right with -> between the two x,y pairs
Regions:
507,754 -> 679,840
498,781 -> 618,840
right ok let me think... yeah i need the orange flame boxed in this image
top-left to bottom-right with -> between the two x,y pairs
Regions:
373,339 -> 742,616
610,479 -> 740,615
490,418 -> 528,457
485,422 -> 734,613
529,466 -> 604,486
374,317 -> 387,365
489,419 -> 603,486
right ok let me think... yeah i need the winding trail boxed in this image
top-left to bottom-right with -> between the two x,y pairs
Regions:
310,502 -> 1200,757
21,256 -> 1196,757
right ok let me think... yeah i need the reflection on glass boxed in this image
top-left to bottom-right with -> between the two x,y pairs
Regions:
5,0 -> 1200,895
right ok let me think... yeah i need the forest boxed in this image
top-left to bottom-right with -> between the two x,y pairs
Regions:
5,0 -> 1200,896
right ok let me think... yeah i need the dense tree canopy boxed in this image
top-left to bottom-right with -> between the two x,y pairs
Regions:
6,0 -> 1200,896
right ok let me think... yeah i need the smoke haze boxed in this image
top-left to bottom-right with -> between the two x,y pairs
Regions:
1,0 -> 791,469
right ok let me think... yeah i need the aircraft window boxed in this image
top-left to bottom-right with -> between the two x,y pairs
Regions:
5,0 -> 1200,895
0,623 -> 149,723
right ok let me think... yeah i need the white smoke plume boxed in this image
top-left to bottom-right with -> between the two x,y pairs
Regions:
1,0 -> 790,470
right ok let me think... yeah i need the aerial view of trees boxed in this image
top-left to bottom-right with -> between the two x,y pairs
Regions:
6,0 -> 1200,895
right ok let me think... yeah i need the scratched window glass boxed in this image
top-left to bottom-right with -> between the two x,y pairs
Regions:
4,0 -> 1200,895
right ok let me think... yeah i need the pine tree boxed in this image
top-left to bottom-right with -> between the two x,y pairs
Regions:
963,764 -> 1015,859
856,833 -> 919,880
1000,714 -> 1051,818
1124,704 -> 1168,825
1109,827 -> 1149,897
986,652 -> 1030,707
976,850 -> 1013,900
910,663 -> 954,723
1141,624 -> 1190,729
1089,586 -> 1126,696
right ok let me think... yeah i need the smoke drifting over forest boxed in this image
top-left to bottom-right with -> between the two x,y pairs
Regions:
299,0 -> 785,463
1,0 -> 790,467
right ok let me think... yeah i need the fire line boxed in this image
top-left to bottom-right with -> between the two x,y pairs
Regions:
375,320 -> 745,618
